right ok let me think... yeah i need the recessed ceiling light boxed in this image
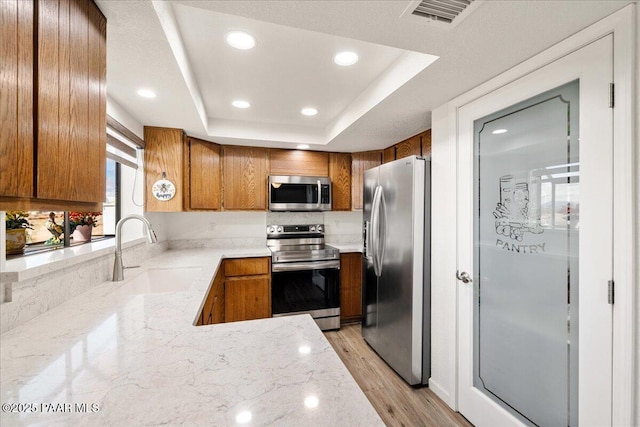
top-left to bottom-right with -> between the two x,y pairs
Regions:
301,107 -> 318,116
334,51 -> 358,66
492,129 -> 508,135
296,144 -> 310,150
137,88 -> 156,98
225,31 -> 256,50
232,100 -> 251,109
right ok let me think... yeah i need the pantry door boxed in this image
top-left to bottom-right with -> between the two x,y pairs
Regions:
456,35 -> 613,426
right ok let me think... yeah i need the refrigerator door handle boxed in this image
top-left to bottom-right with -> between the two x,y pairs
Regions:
377,188 -> 387,275
371,185 -> 382,277
363,220 -> 371,258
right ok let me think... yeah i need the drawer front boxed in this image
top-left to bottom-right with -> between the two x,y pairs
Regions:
224,257 -> 270,277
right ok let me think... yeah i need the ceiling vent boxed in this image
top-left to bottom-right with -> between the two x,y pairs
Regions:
412,0 -> 474,24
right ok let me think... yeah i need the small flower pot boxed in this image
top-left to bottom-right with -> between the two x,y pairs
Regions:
72,225 -> 93,243
6,228 -> 27,255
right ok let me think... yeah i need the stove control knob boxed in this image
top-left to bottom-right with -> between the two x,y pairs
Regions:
268,226 -> 275,234
317,225 -> 323,232
310,226 -> 316,232
277,226 -> 283,232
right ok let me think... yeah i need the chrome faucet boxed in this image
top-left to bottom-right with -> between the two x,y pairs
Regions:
112,214 -> 158,281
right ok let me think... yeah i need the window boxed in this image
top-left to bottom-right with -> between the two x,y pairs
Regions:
100,158 -> 119,236
12,158 -> 120,257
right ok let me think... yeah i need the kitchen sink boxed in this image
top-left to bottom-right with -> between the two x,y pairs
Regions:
124,267 -> 203,294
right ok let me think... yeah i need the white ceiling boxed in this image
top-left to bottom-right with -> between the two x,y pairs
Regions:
97,0 -> 631,152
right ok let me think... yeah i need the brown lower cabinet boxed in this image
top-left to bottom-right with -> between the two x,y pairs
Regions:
199,255 -> 363,326
198,257 -> 271,326
199,264 -> 225,326
340,253 -> 363,323
225,276 -> 271,322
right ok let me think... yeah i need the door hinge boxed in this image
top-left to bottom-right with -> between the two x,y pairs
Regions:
609,83 -> 615,108
608,280 -> 615,304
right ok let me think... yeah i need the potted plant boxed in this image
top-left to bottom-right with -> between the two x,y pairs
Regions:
69,211 -> 102,243
5,211 -> 33,255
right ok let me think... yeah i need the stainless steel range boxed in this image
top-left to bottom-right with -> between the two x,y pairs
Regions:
267,224 -> 341,330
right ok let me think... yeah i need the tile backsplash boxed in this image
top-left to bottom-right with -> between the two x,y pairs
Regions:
322,211 -> 363,244
148,210 -> 363,248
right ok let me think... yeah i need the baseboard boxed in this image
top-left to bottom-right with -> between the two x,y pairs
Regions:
340,317 -> 362,325
429,377 -> 455,410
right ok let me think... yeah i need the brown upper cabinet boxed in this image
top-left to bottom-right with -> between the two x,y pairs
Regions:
382,128 -> 431,164
144,128 -> 223,212
1,0 -> 33,202
144,127 -> 185,212
383,146 -> 396,164
0,0 -> 106,211
329,153 -> 352,211
421,129 -> 432,157
269,149 -> 329,177
351,151 -> 382,210
141,128 -> 430,212
222,146 -> 268,210
187,137 -> 221,211
395,134 -> 421,160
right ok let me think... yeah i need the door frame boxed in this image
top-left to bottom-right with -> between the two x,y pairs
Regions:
428,5 -> 635,425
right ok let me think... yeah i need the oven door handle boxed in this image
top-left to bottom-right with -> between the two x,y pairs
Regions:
272,260 -> 340,272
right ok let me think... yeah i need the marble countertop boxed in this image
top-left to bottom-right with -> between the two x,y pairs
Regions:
326,243 -> 363,253
0,248 -> 382,426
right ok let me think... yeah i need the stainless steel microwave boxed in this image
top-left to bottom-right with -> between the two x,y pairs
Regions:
268,176 -> 331,211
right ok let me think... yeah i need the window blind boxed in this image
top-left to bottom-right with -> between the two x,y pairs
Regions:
106,115 -> 144,169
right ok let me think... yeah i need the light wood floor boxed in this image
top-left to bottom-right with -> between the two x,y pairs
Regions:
325,324 -> 472,427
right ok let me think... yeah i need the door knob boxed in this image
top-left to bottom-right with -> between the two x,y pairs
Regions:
456,270 -> 472,284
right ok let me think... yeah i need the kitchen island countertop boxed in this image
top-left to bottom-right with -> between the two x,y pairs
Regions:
0,248 -> 383,426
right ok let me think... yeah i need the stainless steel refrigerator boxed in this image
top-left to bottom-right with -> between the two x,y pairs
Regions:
362,155 -> 430,385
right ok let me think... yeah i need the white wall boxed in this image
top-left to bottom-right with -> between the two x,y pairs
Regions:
267,211 -> 362,245
428,105 -> 458,406
107,95 -> 144,139
429,5 -> 638,423
152,211 -> 267,248
119,152 -> 146,242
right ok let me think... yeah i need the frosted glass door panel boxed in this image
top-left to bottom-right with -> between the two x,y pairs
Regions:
473,80 -> 579,426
